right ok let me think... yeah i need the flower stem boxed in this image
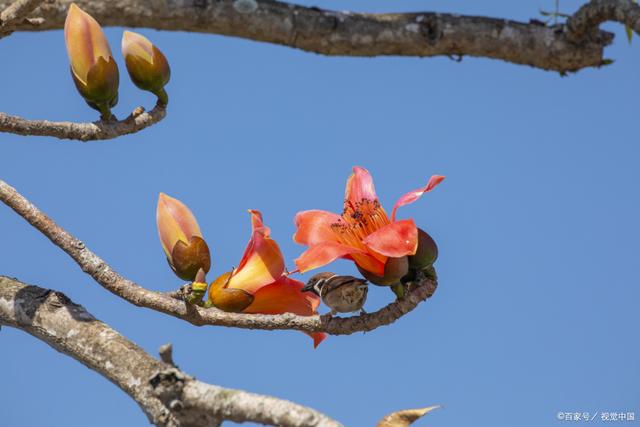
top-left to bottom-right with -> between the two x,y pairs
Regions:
154,88 -> 169,107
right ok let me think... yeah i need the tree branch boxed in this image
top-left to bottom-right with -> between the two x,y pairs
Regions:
567,0 -> 640,42
0,276 -> 342,427
0,0 -> 43,37
0,0 -> 630,73
0,104 -> 167,141
0,179 -> 437,335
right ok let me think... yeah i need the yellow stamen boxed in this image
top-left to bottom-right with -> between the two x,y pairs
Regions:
331,198 -> 390,254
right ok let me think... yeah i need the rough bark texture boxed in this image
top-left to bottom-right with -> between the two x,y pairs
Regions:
0,276 -> 343,427
0,104 -> 167,141
567,0 -> 640,42
0,179 -> 438,335
0,0 -> 630,73
0,0 -> 42,36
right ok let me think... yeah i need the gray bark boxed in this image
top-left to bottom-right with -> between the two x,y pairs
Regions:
0,276 -> 342,427
0,0 -> 627,73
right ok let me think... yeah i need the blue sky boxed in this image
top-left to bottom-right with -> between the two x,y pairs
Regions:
1,1 -> 638,426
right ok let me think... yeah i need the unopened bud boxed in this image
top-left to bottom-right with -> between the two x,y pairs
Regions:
408,228 -> 438,271
64,4 -> 119,118
122,31 -> 170,105
157,193 -> 211,281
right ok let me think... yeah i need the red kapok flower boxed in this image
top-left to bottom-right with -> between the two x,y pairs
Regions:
208,210 -> 326,348
293,166 -> 444,278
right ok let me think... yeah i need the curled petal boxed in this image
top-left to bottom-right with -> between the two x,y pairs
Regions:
227,211 -> 285,294
248,209 -> 265,230
243,276 -> 326,348
345,166 -> 378,205
293,210 -> 341,246
156,193 -> 202,260
294,241 -> 365,273
391,175 -> 445,221
363,219 -> 418,258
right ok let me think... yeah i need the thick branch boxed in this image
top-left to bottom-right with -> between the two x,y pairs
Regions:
0,276 -> 341,427
567,0 -> 640,42
0,0 -> 43,36
0,104 -> 167,141
0,0 -> 624,73
0,179 -> 437,335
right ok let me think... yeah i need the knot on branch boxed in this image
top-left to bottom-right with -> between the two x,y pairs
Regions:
150,368 -> 189,413
418,14 -> 443,45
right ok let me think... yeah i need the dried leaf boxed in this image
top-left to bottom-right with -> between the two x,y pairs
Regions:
376,405 -> 441,427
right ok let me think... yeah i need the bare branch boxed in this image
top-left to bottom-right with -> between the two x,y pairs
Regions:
567,0 -> 640,42
159,343 -> 177,367
0,276 -> 342,427
0,104 -> 167,141
0,0 -> 623,73
0,179 -> 437,335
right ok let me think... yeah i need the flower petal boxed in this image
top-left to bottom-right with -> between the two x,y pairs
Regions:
391,175 -> 445,221
345,166 -> 378,205
363,219 -> 418,257
243,276 -> 319,315
293,210 -> 341,246
243,276 -> 327,347
156,193 -> 202,260
294,241 -> 365,273
311,333 -> 328,349
227,211 -> 285,294
350,252 -> 386,277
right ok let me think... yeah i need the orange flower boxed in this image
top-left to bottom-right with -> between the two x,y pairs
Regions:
209,210 -> 326,348
294,166 -> 444,278
156,193 -> 211,281
64,3 -> 119,116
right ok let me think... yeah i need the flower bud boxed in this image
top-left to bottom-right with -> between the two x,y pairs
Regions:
357,256 -> 409,286
408,228 -> 438,271
157,193 -> 211,281
64,3 -> 119,117
122,31 -> 170,105
208,271 -> 254,313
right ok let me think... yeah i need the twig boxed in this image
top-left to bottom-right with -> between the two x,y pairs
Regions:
0,104 -> 167,141
0,179 -> 437,335
159,343 -> 177,367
